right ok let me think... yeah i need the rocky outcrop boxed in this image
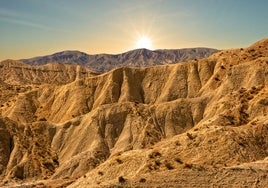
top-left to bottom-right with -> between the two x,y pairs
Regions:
0,38 -> 268,187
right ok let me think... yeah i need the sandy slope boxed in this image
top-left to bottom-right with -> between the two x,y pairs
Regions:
0,38 -> 268,187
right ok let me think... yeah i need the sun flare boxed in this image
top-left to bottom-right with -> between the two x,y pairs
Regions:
136,36 -> 153,49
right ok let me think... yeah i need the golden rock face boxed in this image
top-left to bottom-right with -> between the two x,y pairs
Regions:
0,38 -> 268,187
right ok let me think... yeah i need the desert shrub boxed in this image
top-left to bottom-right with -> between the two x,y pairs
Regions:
165,162 -> 174,170
147,161 -> 162,171
73,120 -> 80,126
39,117 -> 47,121
118,176 -> 126,183
147,164 -> 154,170
258,98 -> 268,105
149,150 -> 161,158
53,158 -> 59,165
43,161 -> 54,171
139,178 -> 146,183
175,158 -> 183,164
183,162 -> 193,169
155,160 -> 161,166
98,171 -> 104,176
116,158 -> 123,164
214,77 -> 220,81
186,133 -> 194,140
175,141 -> 181,146
247,95 -> 253,100
196,165 -> 206,171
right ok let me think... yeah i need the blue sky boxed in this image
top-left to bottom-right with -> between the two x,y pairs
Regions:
0,0 -> 267,60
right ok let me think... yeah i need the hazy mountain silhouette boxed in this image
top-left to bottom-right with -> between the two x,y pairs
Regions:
20,48 -> 218,72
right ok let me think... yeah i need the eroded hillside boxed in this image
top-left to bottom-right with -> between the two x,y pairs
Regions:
0,38 -> 268,187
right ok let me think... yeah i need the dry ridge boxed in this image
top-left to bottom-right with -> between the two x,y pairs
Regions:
0,38 -> 268,187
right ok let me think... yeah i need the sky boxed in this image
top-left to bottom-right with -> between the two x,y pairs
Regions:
0,0 -> 268,60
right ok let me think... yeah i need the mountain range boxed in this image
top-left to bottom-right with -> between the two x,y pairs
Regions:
20,48 -> 218,72
0,39 -> 268,187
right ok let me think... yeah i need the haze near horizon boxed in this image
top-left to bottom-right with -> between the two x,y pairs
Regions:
0,0 -> 267,60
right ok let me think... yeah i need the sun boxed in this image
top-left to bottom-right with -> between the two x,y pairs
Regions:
135,36 -> 153,49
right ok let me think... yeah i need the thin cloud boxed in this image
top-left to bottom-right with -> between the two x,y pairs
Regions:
0,7 -> 64,32
0,7 -> 20,18
0,16 -> 51,30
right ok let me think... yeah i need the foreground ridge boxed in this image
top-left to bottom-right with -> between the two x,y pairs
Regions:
0,38 -> 267,187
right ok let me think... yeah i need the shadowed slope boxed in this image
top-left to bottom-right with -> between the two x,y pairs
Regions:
0,38 -> 268,187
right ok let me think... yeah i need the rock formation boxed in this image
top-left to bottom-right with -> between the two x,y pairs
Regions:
0,38 -> 267,187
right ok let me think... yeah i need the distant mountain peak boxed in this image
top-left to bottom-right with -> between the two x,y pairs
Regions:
20,48 -> 218,72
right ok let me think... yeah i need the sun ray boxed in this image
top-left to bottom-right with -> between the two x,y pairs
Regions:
135,36 -> 153,49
